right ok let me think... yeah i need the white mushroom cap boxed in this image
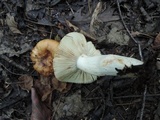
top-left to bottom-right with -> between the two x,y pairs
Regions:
53,32 -> 101,83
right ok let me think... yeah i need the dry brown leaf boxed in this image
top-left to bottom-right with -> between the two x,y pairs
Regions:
40,75 -> 51,85
107,27 -> 129,45
52,90 -> 93,119
90,2 -> 102,33
18,75 -> 33,92
66,20 -> 96,41
31,88 -> 51,120
6,13 -> 22,34
34,78 -> 52,102
154,33 -> 160,46
33,75 -> 72,105
52,77 -> 72,93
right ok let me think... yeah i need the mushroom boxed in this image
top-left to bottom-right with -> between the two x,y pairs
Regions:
53,32 -> 143,83
31,39 -> 59,76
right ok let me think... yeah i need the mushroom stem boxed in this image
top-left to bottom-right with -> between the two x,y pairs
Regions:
77,54 -> 143,76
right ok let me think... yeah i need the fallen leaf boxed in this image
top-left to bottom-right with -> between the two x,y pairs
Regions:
66,20 -> 96,41
52,77 -> 72,93
6,13 -> 22,34
98,6 -> 119,22
52,90 -> 93,119
154,33 -> 160,47
31,88 -> 51,120
18,75 -> 33,92
40,75 -> 51,86
38,18 -> 55,26
34,78 -> 52,102
33,75 -> 72,106
107,27 -> 129,45
90,2 -> 102,32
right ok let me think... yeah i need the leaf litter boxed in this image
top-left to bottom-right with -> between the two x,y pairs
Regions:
6,13 -> 22,34
1,0 -> 160,120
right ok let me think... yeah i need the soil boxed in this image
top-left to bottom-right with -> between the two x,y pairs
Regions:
1,0 -> 160,120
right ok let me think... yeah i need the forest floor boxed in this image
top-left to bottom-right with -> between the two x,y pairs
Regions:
1,0 -> 160,120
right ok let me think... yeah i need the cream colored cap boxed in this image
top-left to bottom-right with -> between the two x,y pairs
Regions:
53,32 -> 101,83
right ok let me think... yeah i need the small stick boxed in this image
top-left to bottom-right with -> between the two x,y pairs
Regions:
49,28 -> 53,39
2,0 -> 11,13
88,0 -> 92,14
90,2 -> 102,32
116,0 -> 138,44
66,1 -> 74,14
0,63 -> 25,76
140,7 -> 151,22
0,55 -> 28,71
24,18 -> 56,27
138,44 -> 143,61
83,93 -> 160,100
116,0 -> 143,61
65,20 -> 96,41
51,94 -> 63,120
140,85 -> 147,120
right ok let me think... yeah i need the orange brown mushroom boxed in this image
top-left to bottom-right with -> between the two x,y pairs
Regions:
30,39 -> 59,76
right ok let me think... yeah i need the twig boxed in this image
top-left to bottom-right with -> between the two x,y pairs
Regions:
90,2 -> 102,32
131,31 -> 154,39
51,94 -> 63,120
26,25 -> 51,33
0,97 -> 23,110
116,0 -> 143,61
138,44 -> 143,61
24,18 -> 56,27
66,1 -> 74,14
0,55 -> 28,71
49,28 -> 53,39
83,93 -> 160,100
140,85 -> 147,120
88,0 -> 92,14
65,20 -> 96,41
140,7 -> 151,22
116,0 -> 137,44
117,112 -> 125,120
0,63 -> 25,76
2,0 -> 12,13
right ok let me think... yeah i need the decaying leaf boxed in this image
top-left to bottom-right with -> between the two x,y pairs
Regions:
40,75 -> 51,86
52,90 -> 93,119
2,108 -> 15,119
153,33 -> 160,48
34,78 -> 52,102
90,2 -> 102,33
18,75 -> 33,92
6,13 -> 22,34
107,27 -> 129,45
52,77 -> 72,93
35,76 -> 72,102
31,88 -> 51,120
66,20 -> 96,41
